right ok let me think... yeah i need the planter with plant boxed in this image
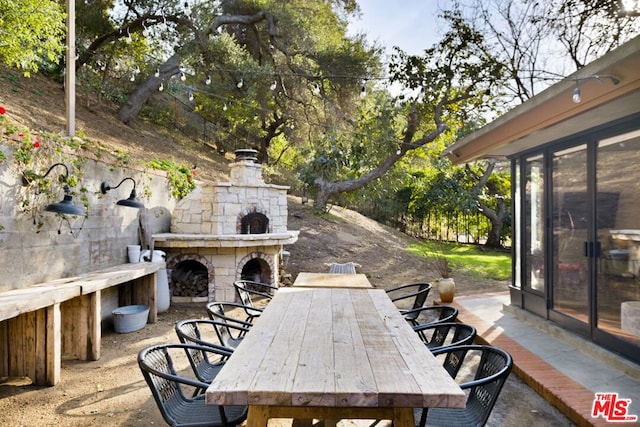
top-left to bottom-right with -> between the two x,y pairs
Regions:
432,255 -> 455,303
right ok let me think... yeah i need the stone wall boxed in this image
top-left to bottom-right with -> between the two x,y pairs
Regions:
0,152 -> 178,292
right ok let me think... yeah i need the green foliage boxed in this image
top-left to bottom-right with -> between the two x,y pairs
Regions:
0,0 -> 66,74
408,240 -> 511,281
146,159 -> 196,199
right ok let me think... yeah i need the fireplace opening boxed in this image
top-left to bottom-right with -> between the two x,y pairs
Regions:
241,212 -> 269,234
171,259 -> 209,298
241,258 -> 272,284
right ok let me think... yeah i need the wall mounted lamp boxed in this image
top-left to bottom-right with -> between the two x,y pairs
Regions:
572,74 -> 620,104
22,162 -> 86,216
100,177 -> 144,209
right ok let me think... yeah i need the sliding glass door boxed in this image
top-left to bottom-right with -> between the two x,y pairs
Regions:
515,122 -> 640,362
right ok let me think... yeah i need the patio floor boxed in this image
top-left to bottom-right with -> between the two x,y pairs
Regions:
453,292 -> 640,427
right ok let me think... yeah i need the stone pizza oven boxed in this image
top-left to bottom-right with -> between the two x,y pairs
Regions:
152,149 -> 299,303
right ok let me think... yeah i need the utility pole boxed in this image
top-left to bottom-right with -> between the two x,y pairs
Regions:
65,0 -> 76,137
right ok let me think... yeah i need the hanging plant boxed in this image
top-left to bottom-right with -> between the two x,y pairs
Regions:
147,159 -> 196,199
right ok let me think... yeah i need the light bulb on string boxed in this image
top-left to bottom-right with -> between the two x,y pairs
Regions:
270,81 -> 277,91
572,86 -> 581,103
223,103 -> 228,111
130,74 -> 135,82
313,83 -> 320,94
126,27 -> 132,44
158,82 -> 164,91
205,75 -> 211,85
396,148 -> 402,155
237,78 -> 244,89
180,72 -> 186,81
360,85 -> 366,97
188,91 -> 194,101
154,68 -> 160,77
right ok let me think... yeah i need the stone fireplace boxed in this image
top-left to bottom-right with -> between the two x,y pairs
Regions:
152,149 -> 299,303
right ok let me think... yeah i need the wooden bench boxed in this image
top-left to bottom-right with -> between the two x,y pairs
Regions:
0,262 -> 165,386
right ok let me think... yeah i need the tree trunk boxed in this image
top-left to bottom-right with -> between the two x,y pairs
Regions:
479,198 -> 505,248
117,53 -> 181,125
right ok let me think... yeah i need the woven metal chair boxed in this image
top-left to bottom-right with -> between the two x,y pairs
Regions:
206,301 -> 259,326
415,344 -> 513,427
412,322 -> 476,350
405,305 -> 459,327
174,319 -> 234,385
233,280 -> 277,321
325,262 -> 361,274
385,282 -> 432,314
138,343 -> 248,427
206,302 -> 253,349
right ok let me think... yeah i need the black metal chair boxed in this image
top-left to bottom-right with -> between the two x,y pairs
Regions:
326,262 -> 361,274
138,343 -> 248,427
415,344 -> 513,427
233,280 -> 277,321
405,305 -> 459,327
385,282 -> 432,315
206,301 -> 258,326
206,302 -> 253,349
174,319 -> 234,385
412,322 -> 476,350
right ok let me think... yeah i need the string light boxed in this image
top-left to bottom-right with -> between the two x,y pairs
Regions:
126,27 -> 132,44
154,68 -> 160,77
270,81 -> 277,91
237,78 -> 244,89
205,75 -> 211,85
159,82 -> 164,91
572,85 -> 581,103
313,83 -> 320,94
180,71 -> 186,81
188,91 -> 194,101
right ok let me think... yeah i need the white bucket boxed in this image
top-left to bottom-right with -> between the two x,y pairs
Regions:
127,245 -> 141,263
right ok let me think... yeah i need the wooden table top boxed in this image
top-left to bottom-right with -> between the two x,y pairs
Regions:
292,272 -> 373,288
206,287 -> 465,410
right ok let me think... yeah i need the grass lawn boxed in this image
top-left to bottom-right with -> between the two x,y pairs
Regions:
408,240 -> 512,281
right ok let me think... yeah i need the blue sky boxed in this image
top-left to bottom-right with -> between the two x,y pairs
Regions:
347,0 -> 448,56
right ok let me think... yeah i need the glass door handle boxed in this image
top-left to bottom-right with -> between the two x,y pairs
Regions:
583,241 -> 602,257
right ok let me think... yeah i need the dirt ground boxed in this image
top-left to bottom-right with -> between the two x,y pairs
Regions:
0,200 -> 574,426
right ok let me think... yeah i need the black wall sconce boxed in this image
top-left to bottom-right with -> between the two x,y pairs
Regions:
100,177 -> 144,209
22,162 -> 86,216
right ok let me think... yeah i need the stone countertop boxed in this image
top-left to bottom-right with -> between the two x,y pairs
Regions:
151,231 -> 299,248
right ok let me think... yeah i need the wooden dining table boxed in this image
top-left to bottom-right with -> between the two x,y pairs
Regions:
292,272 -> 373,288
205,287 -> 465,427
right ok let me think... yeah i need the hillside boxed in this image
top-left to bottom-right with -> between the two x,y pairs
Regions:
0,65 -> 230,183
